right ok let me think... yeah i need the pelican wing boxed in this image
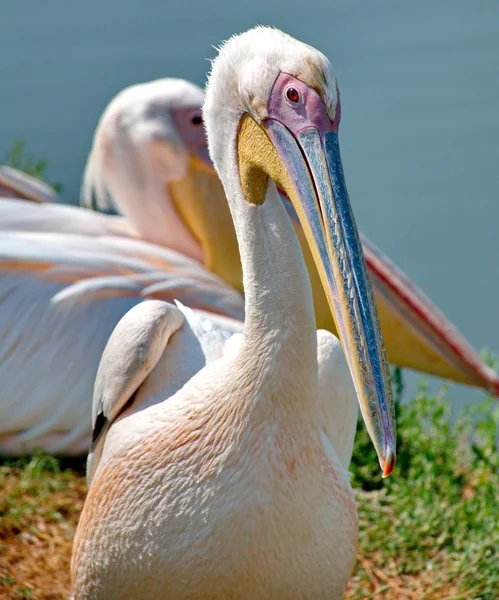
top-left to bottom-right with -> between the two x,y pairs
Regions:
0,232 -> 244,456
362,236 -> 499,395
87,300 -> 186,481
88,297 -> 242,482
0,198 -> 134,238
0,166 -> 59,203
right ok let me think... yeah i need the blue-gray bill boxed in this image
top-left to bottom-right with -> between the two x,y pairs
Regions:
266,119 -> 397,477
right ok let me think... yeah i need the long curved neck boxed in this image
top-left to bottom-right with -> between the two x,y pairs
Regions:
231,178 -> 318,379
108,166 -> 204,262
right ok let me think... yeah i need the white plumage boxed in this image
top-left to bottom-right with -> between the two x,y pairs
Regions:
81,78 -> 208,256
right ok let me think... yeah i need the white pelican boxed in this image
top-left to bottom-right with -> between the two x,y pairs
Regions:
0,81 -> 496,456
71,26 -> 396,599
0,79 -> 245,455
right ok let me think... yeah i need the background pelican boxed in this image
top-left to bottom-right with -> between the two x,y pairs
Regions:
71,26 -> 395,599
0,79 -> 245,455
0,76 -> 496,455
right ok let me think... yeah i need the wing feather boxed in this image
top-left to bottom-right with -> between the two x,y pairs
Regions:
87,300 -> 185,481
0,231 -> 244,455
0,166 -> 59,203
317,330 -> 358,471
0,198 -> 132,237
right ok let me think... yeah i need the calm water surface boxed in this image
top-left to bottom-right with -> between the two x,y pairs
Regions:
1,0 -> 498,407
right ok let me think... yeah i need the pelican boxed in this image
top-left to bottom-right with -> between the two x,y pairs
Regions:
0,82 -> 496,457
71,26 -> 396,599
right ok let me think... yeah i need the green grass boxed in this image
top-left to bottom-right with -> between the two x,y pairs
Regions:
349,372 -> 498,599
0,453 -> 85,540
0,455 -> 86,600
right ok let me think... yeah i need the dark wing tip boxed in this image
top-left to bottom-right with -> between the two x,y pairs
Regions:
92,411 -> 108,444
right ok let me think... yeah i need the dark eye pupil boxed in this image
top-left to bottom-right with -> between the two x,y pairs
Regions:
286,88 -> 299,103
191,115 -> 203,125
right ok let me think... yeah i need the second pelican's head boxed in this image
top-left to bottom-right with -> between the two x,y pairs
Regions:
205,26 -> 396,476
81,78 -> 241,284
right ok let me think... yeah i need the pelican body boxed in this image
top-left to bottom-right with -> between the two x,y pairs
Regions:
72,27 -> 396,599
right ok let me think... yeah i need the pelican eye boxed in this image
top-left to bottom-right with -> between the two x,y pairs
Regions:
286,87 -> 300,103
191,114 -> 203,126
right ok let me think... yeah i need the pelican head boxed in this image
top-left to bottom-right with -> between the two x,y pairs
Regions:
205,27 -> 396,476
81,78 -> 240,278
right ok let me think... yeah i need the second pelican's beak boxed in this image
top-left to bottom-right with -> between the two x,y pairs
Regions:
169,154 -> 243,292
237,113 -> 396,477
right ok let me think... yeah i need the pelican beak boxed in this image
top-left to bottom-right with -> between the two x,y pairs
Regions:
168,153 -> 243,292
256,117 -> 396,476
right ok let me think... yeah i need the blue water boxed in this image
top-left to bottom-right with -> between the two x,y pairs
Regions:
1,0 -> 498,407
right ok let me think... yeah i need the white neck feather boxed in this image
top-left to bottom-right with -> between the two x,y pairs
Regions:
239,185 -> 316,346
106,166 -> 203,262
217,134 -> 318,392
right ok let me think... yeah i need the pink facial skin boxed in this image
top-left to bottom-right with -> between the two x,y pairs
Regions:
266,72 -> 341,215
266,72 -> 340,135
170,106 -> 212,167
